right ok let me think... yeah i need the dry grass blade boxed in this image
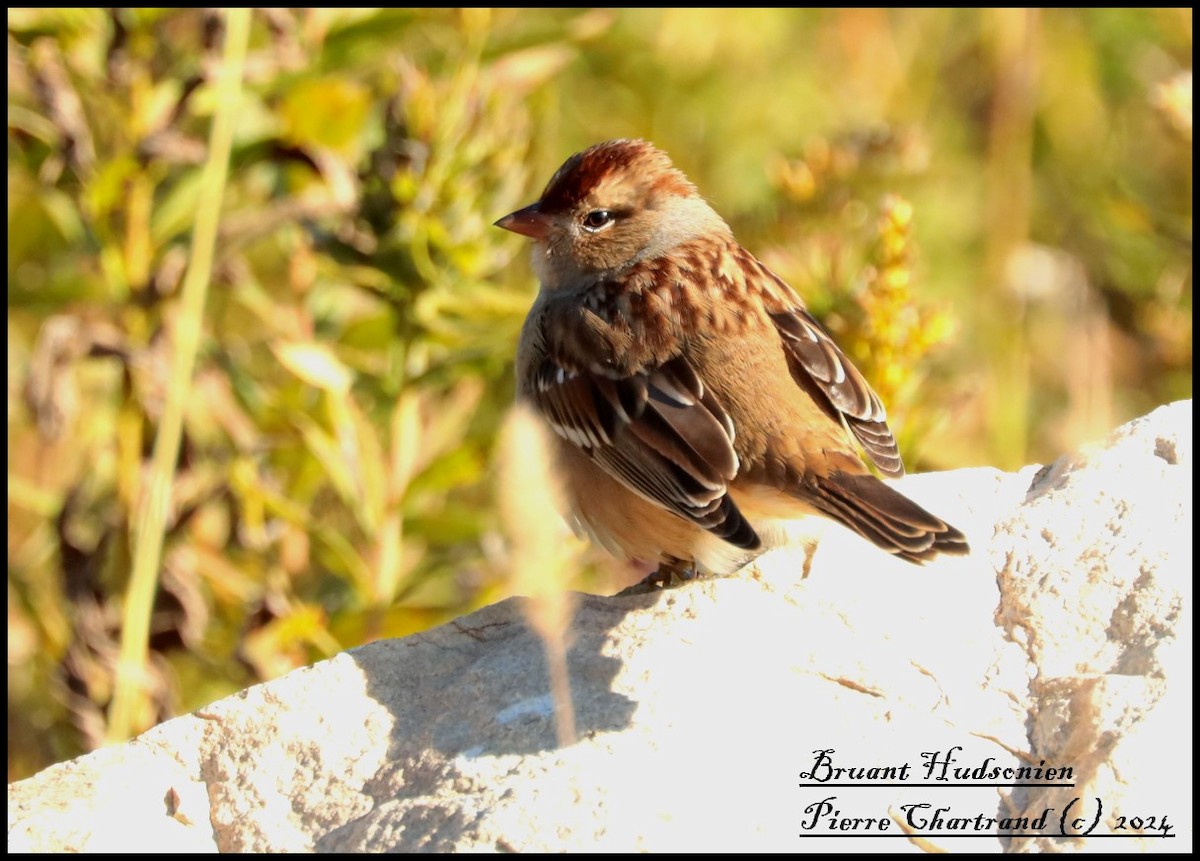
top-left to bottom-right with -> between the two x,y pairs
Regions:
108,8 -> 252,744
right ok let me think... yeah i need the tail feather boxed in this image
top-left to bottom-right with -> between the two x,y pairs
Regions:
807,471 -> 969,563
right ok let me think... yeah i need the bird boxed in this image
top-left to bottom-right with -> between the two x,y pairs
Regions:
496,138 -> 968,586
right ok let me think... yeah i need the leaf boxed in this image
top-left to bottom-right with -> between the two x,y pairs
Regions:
293,413 -> 358,510
273,341 -> 355,395
489,44 -> 577,94
150,169 -> 205,245
279,78 -> 372,154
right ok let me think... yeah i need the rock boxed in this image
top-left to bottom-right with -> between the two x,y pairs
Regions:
992,400 -> 1191,853
7,401 -> 1191,853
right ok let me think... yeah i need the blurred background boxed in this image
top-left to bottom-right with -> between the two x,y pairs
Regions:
7,9 -> 1191,780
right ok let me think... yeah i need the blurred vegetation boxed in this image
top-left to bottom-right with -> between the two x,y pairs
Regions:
7,9 -> 1191,780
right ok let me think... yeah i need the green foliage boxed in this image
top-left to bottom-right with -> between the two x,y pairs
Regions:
7,9 -> 1192,779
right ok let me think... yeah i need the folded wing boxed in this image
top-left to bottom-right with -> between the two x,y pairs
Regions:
531,354 -> 760,550
771,307 -> 904,478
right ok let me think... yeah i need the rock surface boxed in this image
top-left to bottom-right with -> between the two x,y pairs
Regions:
7,401 -> 1191,853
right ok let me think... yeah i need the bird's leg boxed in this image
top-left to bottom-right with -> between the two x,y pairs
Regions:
616,555 -> 697,596
651,555 -> 697,588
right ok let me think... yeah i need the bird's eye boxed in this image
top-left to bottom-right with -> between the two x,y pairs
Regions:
582,210 -> 615,232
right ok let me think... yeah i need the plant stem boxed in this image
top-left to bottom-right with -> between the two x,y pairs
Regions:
107,8 -> 251,744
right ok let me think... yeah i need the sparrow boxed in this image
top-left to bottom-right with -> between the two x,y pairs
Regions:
497,138 -> 968,584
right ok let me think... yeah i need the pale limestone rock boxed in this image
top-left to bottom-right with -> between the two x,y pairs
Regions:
994,400 -> 1191,853
7,401 -> 1191,853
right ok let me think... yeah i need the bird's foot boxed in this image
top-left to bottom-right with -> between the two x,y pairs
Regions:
614,556 -> 698,596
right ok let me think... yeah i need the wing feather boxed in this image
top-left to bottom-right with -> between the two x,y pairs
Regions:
771,308 -> 904,478
530,353 -> 760,551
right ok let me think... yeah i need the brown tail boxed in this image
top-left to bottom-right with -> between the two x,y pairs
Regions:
807,471 -> 969,563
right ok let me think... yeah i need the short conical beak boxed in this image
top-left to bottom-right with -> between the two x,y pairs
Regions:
495,202 -> 551,240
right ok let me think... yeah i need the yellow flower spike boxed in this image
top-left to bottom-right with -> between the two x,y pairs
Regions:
919,309 -> 957,349
777,158 -> 817,202
881,267 -> 911,293
883,363 -> 905,390
884,196 -> 914,228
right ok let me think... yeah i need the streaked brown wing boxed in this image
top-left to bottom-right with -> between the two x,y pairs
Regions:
530,354 -> 760,550
771,307 -> 904,478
